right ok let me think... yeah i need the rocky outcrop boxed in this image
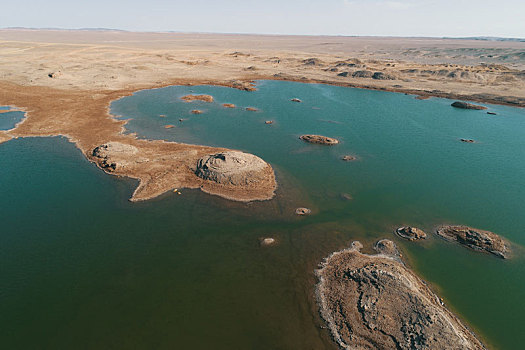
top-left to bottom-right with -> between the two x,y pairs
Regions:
352,70 -> 374,78
372,72 -> 396,80
191,109 -> 203,114
460,138 -> 475,143
260,237 -> 276,246
246,107 -> 258,112
303,58 -> 323,66
436,225 -> 509,259
291,98 -> 302,102
92,142 -> 139,172
337,72 -> 350,77
316,240 -> 486,350
300,135 -> 339,145
222,103 -> 236,108
395,226 -> 427,241
195,151 -> 268,186
181,94 -> 214,103
451,101 -> 487,110
265,120 -> 273,124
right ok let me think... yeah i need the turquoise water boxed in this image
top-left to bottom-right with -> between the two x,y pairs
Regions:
1,81 -> 525,349
0,106 -> 25,130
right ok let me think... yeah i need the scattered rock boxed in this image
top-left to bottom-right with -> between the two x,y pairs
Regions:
436,225 -> 509,259
451,101 -> 487,110
415,95 -> 430,100
159,114 -> 166,118
290,98 -> 302,103
244,66 -> 257,71
181,94 -> 214,103
372,72 -> 396,80
191,110 -> 203,114
395,226 -> 427,241
337,71 -> 349,77
295,207 -> 311,215
300,134 -> 339,145
179,118 -> 186,122
341,155 -> 357,161
316,241 -> 486,350
195,151 -> 269,186
164,125 -> 175,129
265,120 -> 273,124
260,237 -> 276,246
460,138 -> 475,143
487,111 -> 497,115
48,71 -> 62,78
246,107 -> 258,112
222,103 -> 236,108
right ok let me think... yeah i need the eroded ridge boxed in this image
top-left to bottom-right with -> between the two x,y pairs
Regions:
316,240 -> 485,350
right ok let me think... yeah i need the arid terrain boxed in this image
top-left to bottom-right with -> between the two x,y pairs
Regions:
0,29 -> 524,202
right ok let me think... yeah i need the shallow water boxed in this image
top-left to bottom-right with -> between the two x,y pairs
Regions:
0,106 -> 25,130
2,81 -> 525,349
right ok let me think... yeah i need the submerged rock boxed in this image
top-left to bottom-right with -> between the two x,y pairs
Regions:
460,138 -> 475,143
451,101 -> 487,110
222,103 -> 236,108
260,237 -> 276,246
195,151 -> 269,186
181,94 -> 214,103
290,98 -> 302,102
295,207 -> 311,215
246,107 -> 258,112
341,155 -> 357,161
191,109 -> 203,114
487,111 -> 497,115
316,240 -> 486,350
436,225 -> 509,258
395,226 -> 427,241
300,135 -> 339,145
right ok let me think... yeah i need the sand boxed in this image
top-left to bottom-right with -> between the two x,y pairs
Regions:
1,29 -> 524,201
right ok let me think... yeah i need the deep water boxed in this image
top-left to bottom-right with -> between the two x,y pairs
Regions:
1,81 -> 525,349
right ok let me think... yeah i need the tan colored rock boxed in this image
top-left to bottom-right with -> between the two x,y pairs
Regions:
295,207 -> 311,215
395,226 -> 427,241
222,103 -> 236,108
181,94 -> 214,103
300,134 -> 339,145
436,225 -> 509,258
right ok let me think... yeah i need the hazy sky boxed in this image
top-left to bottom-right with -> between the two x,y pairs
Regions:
1,0 -> 524,38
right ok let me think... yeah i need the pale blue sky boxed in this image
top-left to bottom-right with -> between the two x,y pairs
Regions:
1,0 -> 524,37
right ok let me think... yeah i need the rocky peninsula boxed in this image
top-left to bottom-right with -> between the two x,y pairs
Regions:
316,240 -> 486,350
436,225 -> 509,259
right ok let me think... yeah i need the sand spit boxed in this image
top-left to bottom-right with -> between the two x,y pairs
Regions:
316,240 -> 486,350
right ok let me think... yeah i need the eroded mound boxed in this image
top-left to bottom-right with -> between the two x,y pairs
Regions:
196,151 -> 269,186
395,226 -> 427,241
436,225 -> 509,258
316,240 -> 485,350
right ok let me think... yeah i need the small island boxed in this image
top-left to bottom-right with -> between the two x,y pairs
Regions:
300,134 -> 339,145
436,225 -> 510,259
181,94 -> 214,103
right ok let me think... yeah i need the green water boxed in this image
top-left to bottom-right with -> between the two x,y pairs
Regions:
2,81 -> 525,349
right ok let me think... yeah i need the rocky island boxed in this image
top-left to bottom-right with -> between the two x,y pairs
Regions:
316,240 -> 486,350
300,134 -> 339,145
395,226 -> 427,241
436,225 -> 510,259
451,101 -> 487,110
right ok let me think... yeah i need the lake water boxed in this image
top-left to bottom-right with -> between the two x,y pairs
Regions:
0,106 -> 25,130
1,81 -> 524,349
